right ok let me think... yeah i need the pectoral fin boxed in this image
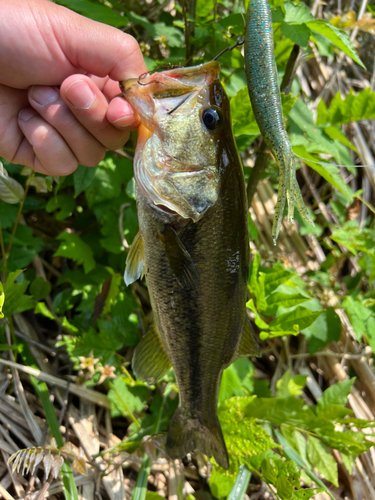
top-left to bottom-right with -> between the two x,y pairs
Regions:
124,231 -> 144,286
158,226 -> 199,290
132,323 -> 171,384
234,318 -> 261,359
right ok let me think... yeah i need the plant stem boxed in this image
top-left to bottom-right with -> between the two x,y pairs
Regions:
181,0 -> 196,65
7,172 -> 33,256
0,217 -> 7,280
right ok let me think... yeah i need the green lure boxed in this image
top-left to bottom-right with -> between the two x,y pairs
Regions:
244,0 -> 314,244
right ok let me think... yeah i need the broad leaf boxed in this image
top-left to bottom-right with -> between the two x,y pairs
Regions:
306,436 -> 338,486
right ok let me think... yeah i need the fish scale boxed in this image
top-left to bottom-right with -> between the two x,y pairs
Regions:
245,0 -> 314,243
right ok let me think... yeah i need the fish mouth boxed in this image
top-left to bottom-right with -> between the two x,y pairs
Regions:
155,204 -> 179,216
120,61 -> 221,100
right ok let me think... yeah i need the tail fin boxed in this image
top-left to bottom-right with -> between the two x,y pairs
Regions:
166,407 -> 229,470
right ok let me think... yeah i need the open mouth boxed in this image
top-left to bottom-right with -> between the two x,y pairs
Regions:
155,204 -> 179,215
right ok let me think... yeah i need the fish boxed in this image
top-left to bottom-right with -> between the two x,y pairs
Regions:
120,61 -> 260,470
244,0 -> 314,244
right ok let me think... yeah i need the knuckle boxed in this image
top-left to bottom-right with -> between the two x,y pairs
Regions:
79,147 -> 106,167
104,131 -> 130,151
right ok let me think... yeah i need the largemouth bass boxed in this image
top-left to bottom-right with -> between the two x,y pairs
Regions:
120,61 -> 259,470
245,0 -> 314,243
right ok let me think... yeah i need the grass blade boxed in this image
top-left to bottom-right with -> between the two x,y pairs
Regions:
227,465 -> 251,500
31,376 -> 79,500
132,453 -> 152,500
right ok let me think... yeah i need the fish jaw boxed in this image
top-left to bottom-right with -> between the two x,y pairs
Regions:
120,62 -> 224,221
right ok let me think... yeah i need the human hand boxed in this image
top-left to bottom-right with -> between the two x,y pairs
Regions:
0,0 -> 147,176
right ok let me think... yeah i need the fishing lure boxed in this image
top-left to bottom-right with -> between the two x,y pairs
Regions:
244,0 -> 314,244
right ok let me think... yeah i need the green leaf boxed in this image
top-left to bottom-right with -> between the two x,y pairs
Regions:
306,435 -> 338,486
0,201 -> 18,229
0,163 -> 24,204
73,165 -> 97,197
281,22 -> 311,47
281,93 -> 298,118
219,364 -> 245,403
275,431 -> 334,499
219,358 -> 254,402
2,270 -> 33,317
293,489 -> 325,499
262,268 -> 295,297
283,2 -> 314,24
35,302 -> 56,320
343,296 -> 375,344
317,378 -> 355,413
0,282 -> 4,319
55,231 -> 95,273
292,146 -> 354,202
29,277 -> 51,301
276,370 -> 307,398
276,475 -> 294,500
302,308 -> 341,354
128,12 -> 184,48
263,290 -> 309,315
324,126 -> 358,152
108,376 -> 149,418
196,0 -> 214,17
245,396 -> 306,426
269,307 -> 323,335
331,224 -> 375,255
316,99 -> 329,125
55,0 -> 128,27
46,194 -> 75,220
230,87 -> 259,136
145,493 -> 164,500
85,156 -> 132,207
246,299 -> 269,330
341,453 -> 354,475
210,398 -> 276,497
306,20 -> 365,69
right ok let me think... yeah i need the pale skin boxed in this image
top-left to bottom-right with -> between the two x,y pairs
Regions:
0,0 -> 147,176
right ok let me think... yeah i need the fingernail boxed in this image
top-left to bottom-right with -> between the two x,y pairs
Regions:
31,86 -> 59,106
64,80 -> 96,109
19,108 -> 38,121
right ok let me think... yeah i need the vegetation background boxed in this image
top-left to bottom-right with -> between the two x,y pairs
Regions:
1,0 -> 375,499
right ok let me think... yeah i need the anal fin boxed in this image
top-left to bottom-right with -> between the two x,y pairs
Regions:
234,318 -> 261,359
132,323 -> 171,384
158,226 -> 199,290
124,231 -> 144,286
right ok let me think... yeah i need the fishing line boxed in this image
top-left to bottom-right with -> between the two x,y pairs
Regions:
212,37 -> 245,61
293,153 -> 375,168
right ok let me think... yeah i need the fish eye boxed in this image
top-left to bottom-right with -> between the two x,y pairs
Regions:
201,107 -> 222,131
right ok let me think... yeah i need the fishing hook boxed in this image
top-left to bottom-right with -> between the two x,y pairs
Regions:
138,64 -> 183,86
